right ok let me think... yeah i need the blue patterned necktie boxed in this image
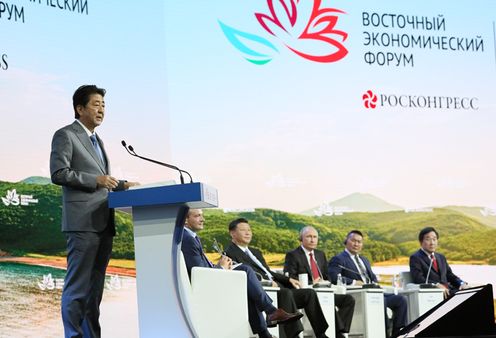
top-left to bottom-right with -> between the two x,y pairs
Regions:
90,134 -> 104,164
195,236 -> 213,267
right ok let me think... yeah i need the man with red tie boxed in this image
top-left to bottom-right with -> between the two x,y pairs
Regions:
409,227 -> 468,298
284,226 -> 355,338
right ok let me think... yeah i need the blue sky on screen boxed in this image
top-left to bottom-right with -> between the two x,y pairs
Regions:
164,0 -> 496,211
1,1 -> 171,184
2,0 -> 495,212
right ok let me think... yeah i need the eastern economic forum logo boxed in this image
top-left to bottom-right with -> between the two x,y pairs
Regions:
218,0 -> 348,65
362,90 -> 479,110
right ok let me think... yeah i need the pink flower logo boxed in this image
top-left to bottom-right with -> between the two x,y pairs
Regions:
362,90 -> 378,109
219,0 -> 348,65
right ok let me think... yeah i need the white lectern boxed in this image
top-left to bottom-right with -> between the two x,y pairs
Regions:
109,183 -> 218,338
347,288 -> 386,338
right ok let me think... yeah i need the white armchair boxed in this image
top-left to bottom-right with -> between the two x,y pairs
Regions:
179,254 -> 251,338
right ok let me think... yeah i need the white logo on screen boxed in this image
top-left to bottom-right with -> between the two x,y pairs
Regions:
38,273 -> 64,291
1,189 -> 38,206
480,207 -> 496,217
2,189 -> 20,206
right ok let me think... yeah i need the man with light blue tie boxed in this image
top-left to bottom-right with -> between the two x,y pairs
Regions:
50,85 -> 139,338
181,209 -> 303,338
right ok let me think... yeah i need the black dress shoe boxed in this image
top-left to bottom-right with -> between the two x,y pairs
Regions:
266,308 -> 304,327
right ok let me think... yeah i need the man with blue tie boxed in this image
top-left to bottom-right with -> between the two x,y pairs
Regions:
409,227 -> 467,298
181,209 -> 303,338
50,85 -> 139,338
328,230 -> 408,337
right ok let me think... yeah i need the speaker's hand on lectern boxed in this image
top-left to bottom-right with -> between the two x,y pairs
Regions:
124,181 -> 140,189
97,175 -> 119,190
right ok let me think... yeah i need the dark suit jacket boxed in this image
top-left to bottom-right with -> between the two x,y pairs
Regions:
284,247 -> 328,283
181,229 -> 214,277
330,251 -> 408,331
50,121 -> 125,233
328,250 -> 377,285
182,233 -> 279,335
226,242 -> 332,336
225,242 -> 292,288
409,249 -> 463,290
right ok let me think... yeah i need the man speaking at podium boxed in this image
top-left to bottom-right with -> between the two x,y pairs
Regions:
50,85 -> 139,338
328,230 -> 408,337
182,209 -> 303,338
409,227 -> 467,298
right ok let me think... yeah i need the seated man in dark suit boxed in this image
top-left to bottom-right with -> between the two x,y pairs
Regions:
409,226 -> 467,298
225,218 -> 330,338
328,230 -> 408,337
284,226 -> 355,338
181,209 -> 302,338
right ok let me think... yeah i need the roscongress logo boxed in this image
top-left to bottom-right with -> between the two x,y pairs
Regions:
219,0 -> 348,65
362,90 -> 479,110
362,90 -> 378,109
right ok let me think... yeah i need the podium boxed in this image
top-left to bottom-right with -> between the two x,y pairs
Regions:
347,288 -> 386,338
400,288 -> 445,322
109,183 -> 218,338
313,288 -> 336,338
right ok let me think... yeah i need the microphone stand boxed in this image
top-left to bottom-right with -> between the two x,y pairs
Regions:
121,140 -> 193,184
338,264 -> 381,289
311,255 -> 331,288
212,238 -> 242,265
420,253 -> 437,288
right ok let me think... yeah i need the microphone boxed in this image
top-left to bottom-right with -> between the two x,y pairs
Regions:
420,253 -> 437,289
315,259 -> 324,280
212,238 -> 246,273
121,140 -> 193,184
313,262 -> 332,288
212,238 -> 232,259
309,254 -> 332,288
337,264 -> 381,289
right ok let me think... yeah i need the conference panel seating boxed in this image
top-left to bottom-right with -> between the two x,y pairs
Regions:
397,271 -> 445,323
179,254 -> 251,337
